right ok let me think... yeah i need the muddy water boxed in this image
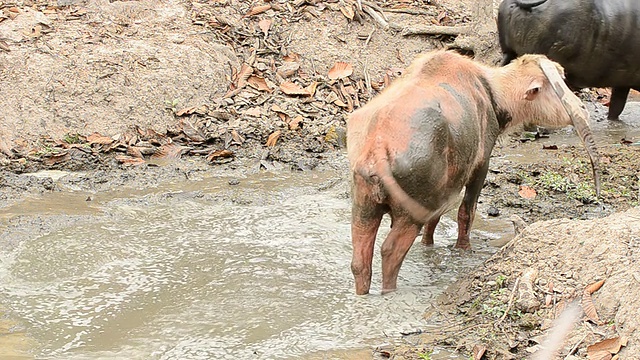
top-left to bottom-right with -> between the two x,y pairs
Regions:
0,170 -> 513,360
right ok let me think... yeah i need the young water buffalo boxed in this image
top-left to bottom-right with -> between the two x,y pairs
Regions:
498,0 -> 640,120
347,51 -> 600,295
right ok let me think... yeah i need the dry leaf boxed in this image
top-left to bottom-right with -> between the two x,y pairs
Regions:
305,81 -> 318,97
127,146 -> 144,159
334,99 -> 348,108
266,130 -> 281,147
554,299 -> 566,319
151,144 -> 183,160
582,292 -> 600,323
87,133 -> 114,145
280,81 -> 310,96
244,107 -> 262,117
585,279 -> 606,294
258,18 -> 271,35
180,119 -> 205,142
587,337 -> 625,357
283,52 -> 301,62
175,106 -> 196,117
437,10 -> 447,24
339,4 -> 355,20
585,329 -> 626,359
0,40 -> 9,52
116,155 -> 145,166
43,152 -> 70,166
328,62 -> 353,80
277,61 -> 300,78
289,115 -> 303,130
545,294 -> 552,307
247,75 -> 272,92
587,351 -> 612,360
236,63 -> 253,88
246,4 -> 271,17
587,337 -> 624,354
271,104 -> 285,113
231,129 -> 245,145
518,185 -> 537,199
472,344 -> 486,360
207,149 -> 234,161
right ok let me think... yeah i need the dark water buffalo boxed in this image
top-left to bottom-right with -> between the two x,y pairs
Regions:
347,51 -> 600,295
498,0 -> 640,120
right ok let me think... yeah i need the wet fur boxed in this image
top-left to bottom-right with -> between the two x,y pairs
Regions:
347,50 -> 592,295
498,0 -> 640,119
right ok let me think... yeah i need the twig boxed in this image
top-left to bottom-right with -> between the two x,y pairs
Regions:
364,28 -> 375,46
563,334 -> 587,359
383,8 -> 432,15
354,0 -> 362,12
361,1 -> 388,21
363,60 -> 372,97
362,5 -> 389,30
310,58 -> 317,75
222,87 -> 244,99
402,25 -> 471,37
496,277 -> 521,325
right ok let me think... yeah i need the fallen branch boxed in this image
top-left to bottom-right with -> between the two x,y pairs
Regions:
361,1 -> 388,21
362,5 -> 389,30
402,25 -> 471,37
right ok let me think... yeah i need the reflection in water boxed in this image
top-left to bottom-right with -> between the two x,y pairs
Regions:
0,172 -> 507,359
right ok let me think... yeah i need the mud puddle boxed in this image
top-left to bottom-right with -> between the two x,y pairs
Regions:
0,168 -> 513,360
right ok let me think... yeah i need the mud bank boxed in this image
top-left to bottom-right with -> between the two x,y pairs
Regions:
407,207 -> 640,359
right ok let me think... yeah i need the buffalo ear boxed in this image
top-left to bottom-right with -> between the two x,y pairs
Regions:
523,79 -> 543,101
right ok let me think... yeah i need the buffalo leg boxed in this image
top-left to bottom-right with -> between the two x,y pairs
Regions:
455,164 -> 489,249
351,211 -> 382,295
350,177 -> 384,295
421,216 -> 440,246
380,217 -> 421,294
608,87 -> 630,120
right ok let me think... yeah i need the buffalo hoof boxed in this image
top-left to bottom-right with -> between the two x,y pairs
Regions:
454,241 -> 471,250
381,287 -> 397,295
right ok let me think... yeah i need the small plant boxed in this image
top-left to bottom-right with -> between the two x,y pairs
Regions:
63,132 -> 83,144
417,351 -> 432,360
165,99 -> 179,113
534,170 -> 597,203
567,181 -> 597,203
496,274 -> 507,288
34,145 -> 58,157
482,302 -> 506,318
536,171 -> 570,192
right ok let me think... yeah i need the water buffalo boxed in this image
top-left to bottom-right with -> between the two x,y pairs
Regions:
498,0 -> 640,120
347,51 -> 600,295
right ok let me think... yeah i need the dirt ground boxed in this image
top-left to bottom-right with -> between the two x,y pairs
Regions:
1,0 -> 640,359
